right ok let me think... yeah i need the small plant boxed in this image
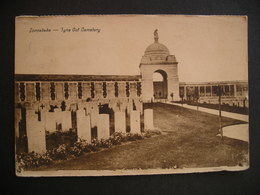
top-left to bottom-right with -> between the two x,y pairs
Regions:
16,129 -> 161,171
48,144 -> 68,160
16,152 -> 52,172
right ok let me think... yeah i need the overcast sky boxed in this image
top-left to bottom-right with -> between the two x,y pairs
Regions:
15,15 -> 248,82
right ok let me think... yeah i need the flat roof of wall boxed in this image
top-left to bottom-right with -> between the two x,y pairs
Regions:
179,80 -> 248,86
15,74 -> 141,81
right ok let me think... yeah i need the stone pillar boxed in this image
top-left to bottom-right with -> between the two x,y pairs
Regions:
144,109 -> 154,130
15,108 -> 22,138
94,82 -> 103,99
55,83 -> 64,100
62,111 -> 72,131
26,83 -> 35,102
15,83 -> 20,102
115,112 -> 126,133
106,82 -> 115,99
26,110 -> 46,154
130,111 -> 141,134
118,82 -> 126,98
41,82 -> 50,101
129,82 -> 137,98
69,83 -> 77,100
234,84 -> 237,97
77,109 -> 91,143
210,85 -> 212,96
82,82 -> 92,100
97,114 -> 110,140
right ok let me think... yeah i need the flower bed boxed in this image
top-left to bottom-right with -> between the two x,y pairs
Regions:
16,130 -> 161,172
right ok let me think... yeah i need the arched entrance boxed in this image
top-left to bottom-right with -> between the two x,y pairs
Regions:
153,70 -> 168,100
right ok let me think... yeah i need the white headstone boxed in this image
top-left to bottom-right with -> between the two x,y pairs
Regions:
54,108 -> 62,130
90,102 -> 99,128
45,112 -> 56,132
77,109 -> 91,143
134,98 -> 143,113
85,102 -> 91,115
97,114 -> 110,140
115,112 -> 126,133
110,99 -> 119,113
62,111 -> 72,131
126,101 -> 130,115
144,109 -> 154,130
130,111 -> 141,134
26,110 -> 46,154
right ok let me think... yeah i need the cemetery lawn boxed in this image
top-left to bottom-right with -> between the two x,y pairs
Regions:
38,103 -> 248,171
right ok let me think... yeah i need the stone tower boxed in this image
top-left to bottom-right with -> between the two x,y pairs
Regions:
139,30 -> 180,102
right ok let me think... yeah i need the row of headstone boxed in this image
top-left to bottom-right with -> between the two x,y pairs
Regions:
76,110 -> 145,142
16,99 -> 143,138
108,98 -> 143,114
42,108 -> 72,132
23,108 -> 154,154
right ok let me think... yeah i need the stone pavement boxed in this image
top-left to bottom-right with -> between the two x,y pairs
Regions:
165,102 -> 248,122
221,124 -> 249,142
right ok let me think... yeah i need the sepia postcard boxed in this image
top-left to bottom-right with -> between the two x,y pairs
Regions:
15,15 -> 249,177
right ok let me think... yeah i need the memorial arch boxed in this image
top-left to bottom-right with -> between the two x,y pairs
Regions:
153,69 -> 168,99
140,30 -> 180,102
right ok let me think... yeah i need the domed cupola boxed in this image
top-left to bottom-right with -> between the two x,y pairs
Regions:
140,29 -> 177,65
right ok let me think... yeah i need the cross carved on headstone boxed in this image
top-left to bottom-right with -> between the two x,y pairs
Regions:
40,104 -> 45,109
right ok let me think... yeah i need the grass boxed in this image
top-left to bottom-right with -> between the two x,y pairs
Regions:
37,103 -> 248,171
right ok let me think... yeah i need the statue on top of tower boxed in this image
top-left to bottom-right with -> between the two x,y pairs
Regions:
154,29 -> 159,42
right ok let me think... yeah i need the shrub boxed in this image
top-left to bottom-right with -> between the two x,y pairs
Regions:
99,139 -> 112,148
143,129 -> 162,138
48,144 -> 68,160
68,140 -> 90,157
16,152 -> 52,172
16,130 -> 161,171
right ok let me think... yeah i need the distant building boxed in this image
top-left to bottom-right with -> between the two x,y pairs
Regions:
179,81 -> 248,107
